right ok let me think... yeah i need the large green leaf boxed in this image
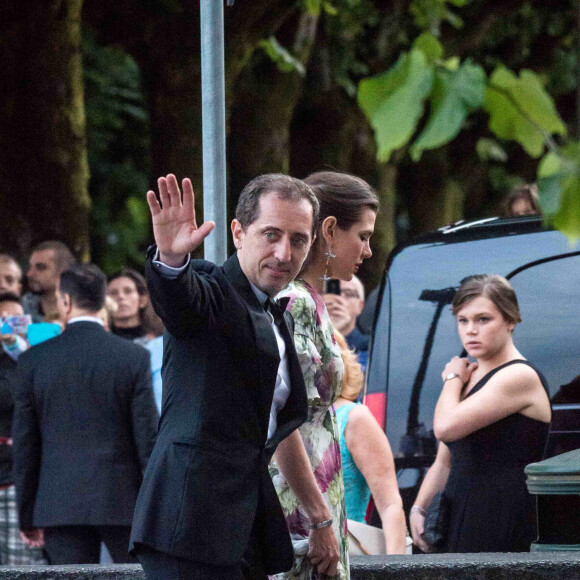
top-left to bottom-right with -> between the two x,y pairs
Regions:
410,60 -> 485,160
412,32 -> 444,64
358,49 -> 434,162
553,174 -> 580,243
537,143 -> 580,243
484,67 -> 566,158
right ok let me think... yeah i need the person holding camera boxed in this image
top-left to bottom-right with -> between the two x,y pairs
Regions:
323,276 -> 369,372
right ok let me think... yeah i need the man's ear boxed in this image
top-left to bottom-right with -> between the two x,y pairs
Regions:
321,216 -> 337,245
231,219 -> 244,250
62,293 -> 72,311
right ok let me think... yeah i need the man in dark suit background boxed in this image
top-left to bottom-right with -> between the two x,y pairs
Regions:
13,264 -> 158,564
130,174 -> 340,579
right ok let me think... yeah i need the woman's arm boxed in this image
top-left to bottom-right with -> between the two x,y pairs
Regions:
434,357 -> 549,442
274,431 -> 340,576
344,405 -> 407,554
409,442 -> 451,553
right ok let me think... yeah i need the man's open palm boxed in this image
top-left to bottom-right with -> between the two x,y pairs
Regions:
146,174 -> 215,265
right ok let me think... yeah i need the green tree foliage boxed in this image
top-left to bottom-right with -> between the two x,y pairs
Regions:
538,144 -> 580,241
359,33 -> 565,163
358,48 -> 434,162
83,31 -> 151,273
484,67 -> 567,157
357,2 -> 580,240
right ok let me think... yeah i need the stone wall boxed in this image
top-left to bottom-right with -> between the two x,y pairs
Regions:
1,553 -> 580,579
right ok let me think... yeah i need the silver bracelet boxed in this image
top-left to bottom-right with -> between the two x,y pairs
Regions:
309,518 -> 333,530
410,505 -> 426,516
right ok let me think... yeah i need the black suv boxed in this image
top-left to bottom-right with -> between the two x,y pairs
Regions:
365,216 -> 580,514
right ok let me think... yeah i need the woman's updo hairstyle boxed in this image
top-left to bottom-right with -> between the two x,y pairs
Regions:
452,274 -> 522,325
303,171 -> 379,266
304,171 -> 379,232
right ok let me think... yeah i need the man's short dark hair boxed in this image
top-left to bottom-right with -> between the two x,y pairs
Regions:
0,293 -> 22,307
32,241 -> 76,274
60,264 -> 107,312
235,174 -> 320,237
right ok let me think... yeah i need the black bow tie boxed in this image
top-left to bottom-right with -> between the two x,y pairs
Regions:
266,297 -> 290,325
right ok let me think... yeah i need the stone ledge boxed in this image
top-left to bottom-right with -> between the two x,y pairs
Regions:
0,565 -> 143,579
350,552 -> 580,579
1,553 -> 580,579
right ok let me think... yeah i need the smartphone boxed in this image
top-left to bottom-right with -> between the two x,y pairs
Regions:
0,315 -> 31,335
326,279 -> 341,295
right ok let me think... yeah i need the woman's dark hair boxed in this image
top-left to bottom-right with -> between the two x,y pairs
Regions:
304,171 -> 379,232
60,264 -> 107,312
503,183 -> 541,216
108,268 -> 164,337
452,274 -> 522,325
109,268 -> 148,298
303,171 -> 379,265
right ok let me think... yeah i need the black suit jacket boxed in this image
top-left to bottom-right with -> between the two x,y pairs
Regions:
130,252 -> 307,573
13,321 -> 158,529
0,352 -> 16,486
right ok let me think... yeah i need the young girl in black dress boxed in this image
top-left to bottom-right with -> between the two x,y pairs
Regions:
410,274 -> 551,553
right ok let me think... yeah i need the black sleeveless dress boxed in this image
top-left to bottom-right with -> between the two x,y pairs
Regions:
443,360 -> 550,553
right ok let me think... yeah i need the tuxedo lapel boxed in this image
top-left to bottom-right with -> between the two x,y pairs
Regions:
222,255 -> 280,443
265,310 -> 308,452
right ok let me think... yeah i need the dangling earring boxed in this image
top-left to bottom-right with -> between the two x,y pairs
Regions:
320,243 -> 336,288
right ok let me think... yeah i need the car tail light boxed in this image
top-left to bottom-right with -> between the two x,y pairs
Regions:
364,392 -> 387,430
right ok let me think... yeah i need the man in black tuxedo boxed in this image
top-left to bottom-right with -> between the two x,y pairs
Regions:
13,264 -> 158,564
130,174 -> 340,579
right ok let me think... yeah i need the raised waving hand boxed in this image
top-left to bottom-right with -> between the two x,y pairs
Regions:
146,174 -> 215,267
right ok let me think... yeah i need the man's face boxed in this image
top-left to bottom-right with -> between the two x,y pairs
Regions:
27,250 -> 59,295
0,261 -> 22,296
232,193 -> 314,296
511,198 -> 536,216
339,277 -> 365,322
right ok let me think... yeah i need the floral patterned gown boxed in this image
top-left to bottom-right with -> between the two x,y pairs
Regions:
270,279 -> 349,580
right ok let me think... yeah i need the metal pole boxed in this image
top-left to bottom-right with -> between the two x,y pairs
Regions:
200,0 -> 227,264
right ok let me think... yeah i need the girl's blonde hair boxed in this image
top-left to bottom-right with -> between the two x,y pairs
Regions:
334,330 -> 364,402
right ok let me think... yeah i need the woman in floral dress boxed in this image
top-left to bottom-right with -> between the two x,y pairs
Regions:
271,172 -> 379,579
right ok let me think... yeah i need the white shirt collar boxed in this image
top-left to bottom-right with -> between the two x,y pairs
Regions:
67,316 -> 104,327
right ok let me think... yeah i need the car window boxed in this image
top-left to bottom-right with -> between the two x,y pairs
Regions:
369,229 -> 579,463
508,254 -> 580,456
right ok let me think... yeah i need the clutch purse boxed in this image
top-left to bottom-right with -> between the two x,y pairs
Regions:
422,492 -> 450,550
347,519 -> 386,556
347,519 -> 413,556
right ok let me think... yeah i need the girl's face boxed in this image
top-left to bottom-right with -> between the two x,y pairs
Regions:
329,207 -> 376,281
456,295 -> 515,361
107,276 -> 145,324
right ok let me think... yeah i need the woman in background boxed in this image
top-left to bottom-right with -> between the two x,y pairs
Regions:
410,275 -> 551,553
334,331 -> 407,555
108,269 -> 163,411
107,268 -> 162,345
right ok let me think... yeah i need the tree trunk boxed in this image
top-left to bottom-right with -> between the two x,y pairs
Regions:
0,0 -> 90,261
84,0 -> 301,257
228,11 -> 320,202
